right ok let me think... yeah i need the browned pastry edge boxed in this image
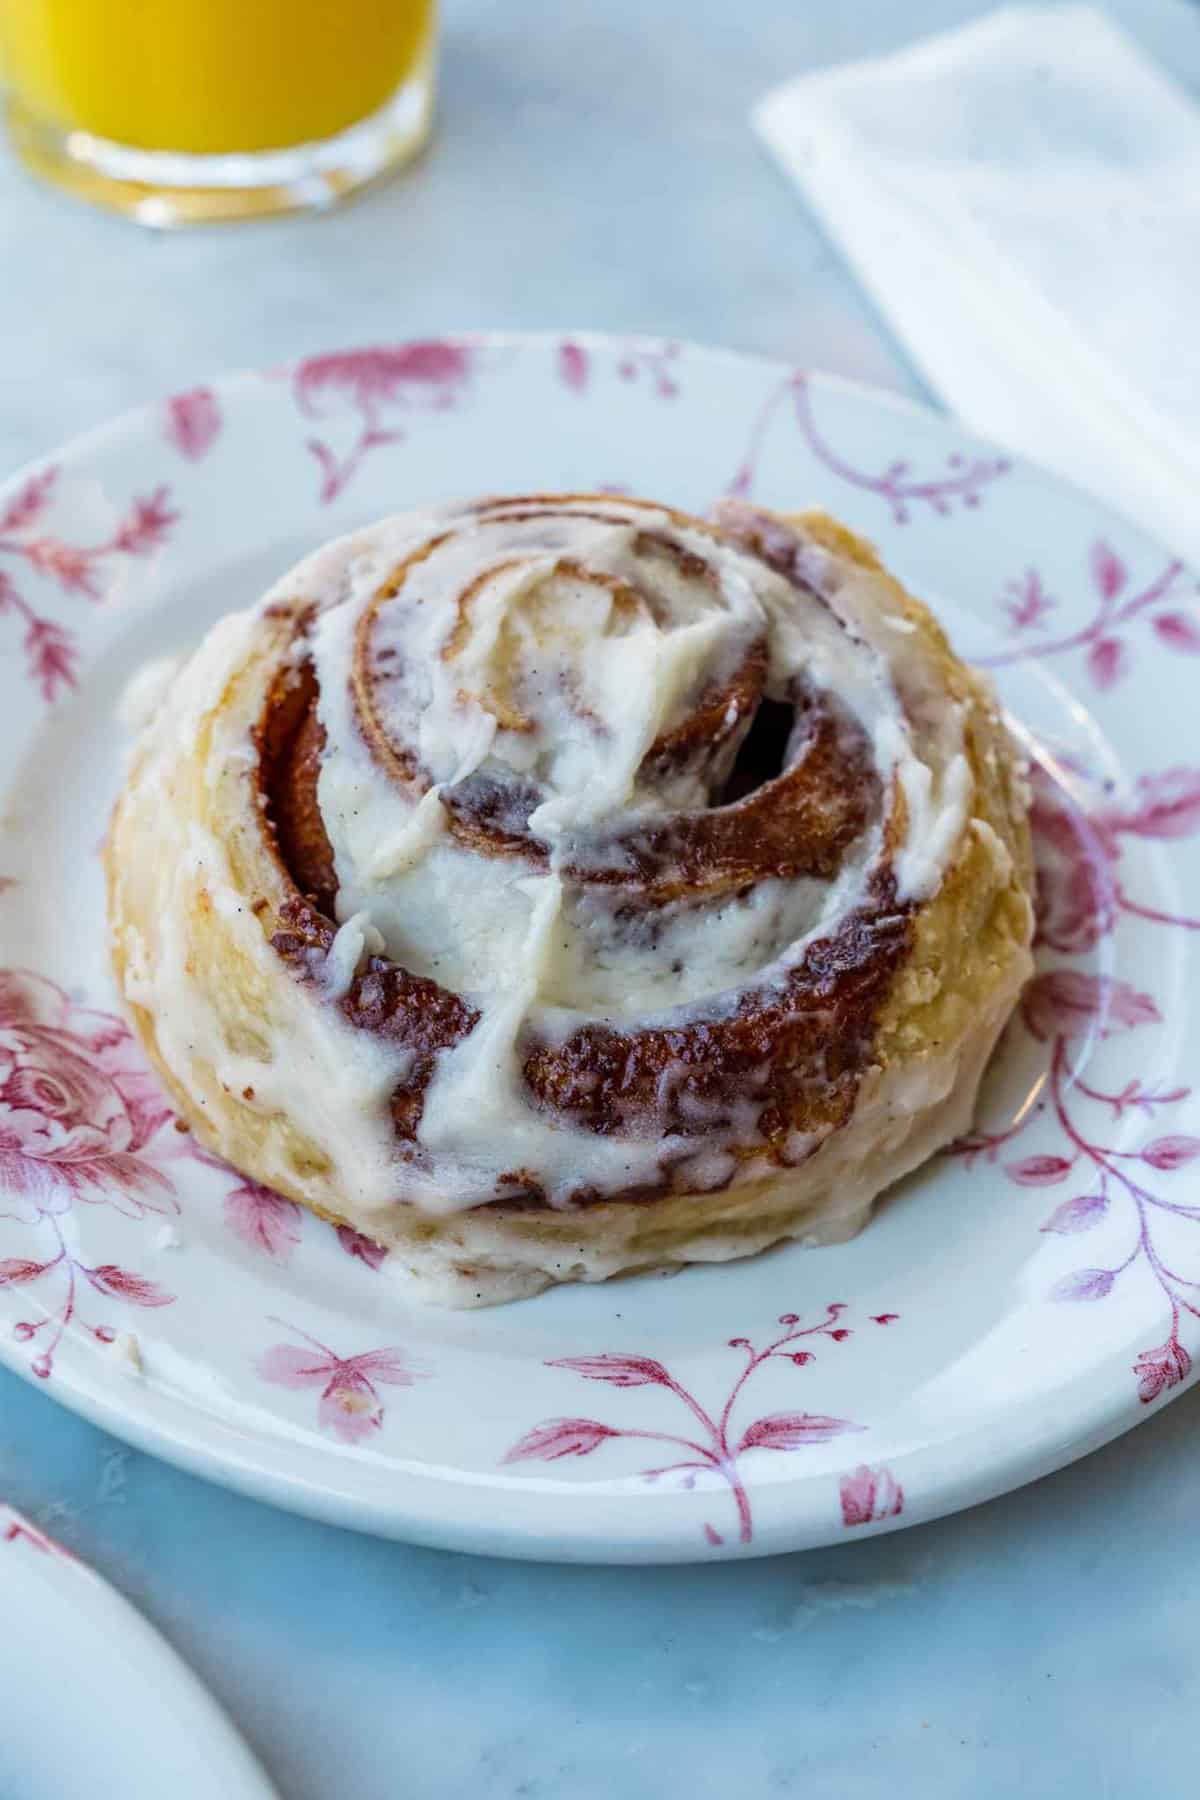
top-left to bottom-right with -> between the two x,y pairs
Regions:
259,658 -> 338,914
522,874 -> 911,1153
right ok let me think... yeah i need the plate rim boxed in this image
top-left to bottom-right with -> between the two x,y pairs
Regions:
1,328 -> 1196,1562
2,325 -> 1174,556
0,1504 -> 279,1794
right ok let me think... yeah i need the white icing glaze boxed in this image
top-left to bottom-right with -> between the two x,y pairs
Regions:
116,653 -> 185,732
367,950 -> 1028,1306
309,499 -> 975,1208
117,611 -> 415,1216
116,497 -> 1007,1228
322,911 -> 385,1001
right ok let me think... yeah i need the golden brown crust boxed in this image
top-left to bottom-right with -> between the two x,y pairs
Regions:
105,498 -> 1035,1302
793,511 -> 1035,1075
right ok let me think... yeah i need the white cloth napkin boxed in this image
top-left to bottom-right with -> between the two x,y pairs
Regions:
755,4 -> 1200,565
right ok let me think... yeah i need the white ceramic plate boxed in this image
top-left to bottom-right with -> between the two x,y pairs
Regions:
0,1504 -> 277,1798
2,333 -> 1198,1563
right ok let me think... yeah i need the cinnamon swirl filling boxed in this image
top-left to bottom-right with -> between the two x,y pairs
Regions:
249,494 -> 971,1210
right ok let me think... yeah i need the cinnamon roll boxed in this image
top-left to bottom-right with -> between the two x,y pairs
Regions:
105,495 -> 1034,1304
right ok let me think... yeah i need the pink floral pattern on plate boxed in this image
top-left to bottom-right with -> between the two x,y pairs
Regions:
334,1225 -> 389,1270
257,1319 -> 425,1444
225,1178 -> 303,1262
839,1464 -> 905,1529
1032,763 -> 1200,948
951,761 -> 1200,1400
728,370 -> 1010,519
0,471 -> 176,701
0,972 -> 180,1378
1,1506 -> 72,1557
505,1306 -> 898,1546
184,1137 -> 390,1270
293,342 -> 476,503
125,1136 -> 390,1300
972,540 -> 1195,689
2,336 -> 1199,1559
164,388 -> 223,462
557,337 -> 681,399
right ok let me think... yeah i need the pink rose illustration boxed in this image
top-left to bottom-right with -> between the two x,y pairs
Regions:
0,970 -> 180,1377
0,971 -> 174,1216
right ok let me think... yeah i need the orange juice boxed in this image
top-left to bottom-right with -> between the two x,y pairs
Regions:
2,0 -> 436,221
0,0 -> 435,153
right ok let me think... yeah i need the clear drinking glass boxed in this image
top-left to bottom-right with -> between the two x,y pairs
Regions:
0,0 -> 436,225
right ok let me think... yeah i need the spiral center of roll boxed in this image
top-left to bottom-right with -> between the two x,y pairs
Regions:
274,496 -> 913,1018
353,508 -> 772,855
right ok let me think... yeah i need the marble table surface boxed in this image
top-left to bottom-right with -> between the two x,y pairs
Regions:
3,1 -> 1200,1794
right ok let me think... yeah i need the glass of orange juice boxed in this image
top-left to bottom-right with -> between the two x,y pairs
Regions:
0,0 -> 436,225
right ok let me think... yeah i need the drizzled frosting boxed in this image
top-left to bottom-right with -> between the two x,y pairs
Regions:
243,495 -> 975,1212
107,489 -> 1038,1309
